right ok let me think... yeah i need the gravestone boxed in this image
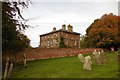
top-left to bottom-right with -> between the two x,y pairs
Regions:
100,50 -> 107,63
111,47 -> 114,51
83,56 -> 92,70
23,54 -> 27,68
98,51 -> 104,64
78,54 -> 85,63
117,54 -> 120,62
92,50 -> 103,65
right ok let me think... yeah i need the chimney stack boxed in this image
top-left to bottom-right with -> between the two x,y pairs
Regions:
62,24 -> 66,30
53,27 -> 56,32
67,24 -> 73,32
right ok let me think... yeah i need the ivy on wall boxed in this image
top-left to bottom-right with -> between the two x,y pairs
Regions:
59,36 -> 67,48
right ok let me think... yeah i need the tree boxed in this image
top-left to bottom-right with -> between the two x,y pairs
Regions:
2,1 -> 32,77
2,1 -> 31,53
80,35 -> 86,48
85,13 -> 120,50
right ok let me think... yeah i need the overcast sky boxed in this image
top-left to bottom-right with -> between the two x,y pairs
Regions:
21,0 -> 119,47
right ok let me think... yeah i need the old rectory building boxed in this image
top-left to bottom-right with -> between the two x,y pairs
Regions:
39,24 -> 80,48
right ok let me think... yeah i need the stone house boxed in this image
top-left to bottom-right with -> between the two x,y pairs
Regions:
39,24 -> 80,48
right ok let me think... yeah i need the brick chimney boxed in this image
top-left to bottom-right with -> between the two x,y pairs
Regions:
53,27 -> 56,32
62,24 -> 66,30
67,24 -> 73,32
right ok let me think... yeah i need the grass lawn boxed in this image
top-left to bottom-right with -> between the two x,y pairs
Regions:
10,51 -> 118,78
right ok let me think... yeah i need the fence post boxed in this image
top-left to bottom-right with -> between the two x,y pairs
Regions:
7,63 -> 13,78
3,58 -> 9,78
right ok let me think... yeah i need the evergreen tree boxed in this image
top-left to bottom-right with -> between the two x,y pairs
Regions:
2,1 -> 31,53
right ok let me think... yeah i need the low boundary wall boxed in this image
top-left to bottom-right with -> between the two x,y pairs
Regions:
3,48 -> 102,62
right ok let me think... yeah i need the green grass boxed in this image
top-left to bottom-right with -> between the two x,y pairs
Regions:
10,52 -> 118,78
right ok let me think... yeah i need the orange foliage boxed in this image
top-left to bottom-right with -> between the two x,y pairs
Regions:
85,13 -> 120,48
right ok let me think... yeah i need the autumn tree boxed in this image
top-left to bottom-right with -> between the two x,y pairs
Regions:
85,13 -> 120,50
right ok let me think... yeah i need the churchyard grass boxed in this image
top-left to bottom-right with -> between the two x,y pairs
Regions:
10,51 -> 118,78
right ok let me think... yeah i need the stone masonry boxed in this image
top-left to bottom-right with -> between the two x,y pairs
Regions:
39,24 -> 80,48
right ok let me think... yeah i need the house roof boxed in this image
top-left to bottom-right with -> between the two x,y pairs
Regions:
40,29 -> 80,37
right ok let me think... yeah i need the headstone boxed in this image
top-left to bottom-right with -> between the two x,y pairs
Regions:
100,50 -> 106,63
92,49 -> 97,56
111,47 -> 114,51
23,54 -> 27,68
83,56 -> 92,70
98,51 -> 104,64
92,50 -> 103,65
92,49 -> 97,59
78,54 -> 85,63
117,54 -> 120,62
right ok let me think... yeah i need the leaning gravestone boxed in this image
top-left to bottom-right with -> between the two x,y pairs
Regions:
117,54 -> 120,62
117,49 -> 120,62
92,50 -> 103,65
100,50 -> 107,63
83,56 -> 92,70
98,51 -> 104,64
23,54 -> 27,68
78,54 -> 85,63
